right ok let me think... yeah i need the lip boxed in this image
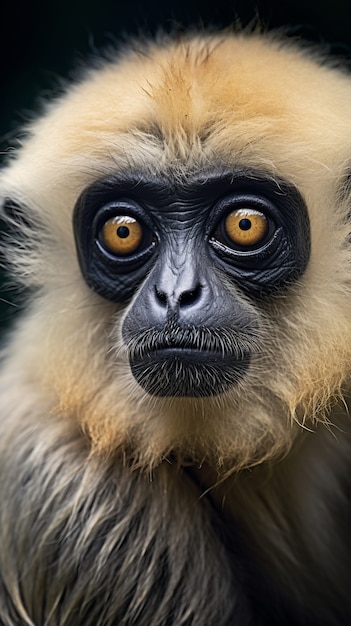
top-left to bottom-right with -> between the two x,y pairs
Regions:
128,346 -> 251,397
144,347 -> 231,363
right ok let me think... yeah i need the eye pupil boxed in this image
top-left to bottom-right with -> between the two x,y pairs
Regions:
239,218 -> 252,231
117,225 -> 130,239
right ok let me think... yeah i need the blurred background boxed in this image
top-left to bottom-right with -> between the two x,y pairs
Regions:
1,0 -> 351,333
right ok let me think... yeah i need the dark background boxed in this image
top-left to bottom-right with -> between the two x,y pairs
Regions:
1,0 -> 351,332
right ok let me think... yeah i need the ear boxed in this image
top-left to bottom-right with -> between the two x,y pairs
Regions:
0,199 -> 27,327
1,197 -> 35,229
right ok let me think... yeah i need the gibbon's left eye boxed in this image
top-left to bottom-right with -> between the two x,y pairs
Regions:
99,215 -> 144,256
216,208 -> 270,250
225,209 -> 268,246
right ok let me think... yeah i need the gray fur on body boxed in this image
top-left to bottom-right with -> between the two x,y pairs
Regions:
0,387 -> 246,625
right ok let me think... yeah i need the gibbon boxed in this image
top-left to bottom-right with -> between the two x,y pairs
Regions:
0,29 -> 351,626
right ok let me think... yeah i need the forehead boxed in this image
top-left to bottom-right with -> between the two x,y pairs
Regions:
29,35 -> 351,145
4,33 -> 351,204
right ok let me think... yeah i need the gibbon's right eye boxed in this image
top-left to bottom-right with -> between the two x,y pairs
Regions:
94,206 -> 157,263
99,215 -> 144,256
74,190 -> 161,303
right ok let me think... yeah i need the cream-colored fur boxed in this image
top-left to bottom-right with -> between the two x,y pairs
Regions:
0,30 -> 350,625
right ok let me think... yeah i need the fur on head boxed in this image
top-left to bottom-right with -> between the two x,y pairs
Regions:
2,31 -> 351,471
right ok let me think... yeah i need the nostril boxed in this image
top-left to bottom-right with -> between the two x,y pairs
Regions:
178,284 -> 202,307
154,284 -> 202,309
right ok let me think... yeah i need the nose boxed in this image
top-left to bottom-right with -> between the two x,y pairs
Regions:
149,243 -> 208,322
154,283 -> 203,310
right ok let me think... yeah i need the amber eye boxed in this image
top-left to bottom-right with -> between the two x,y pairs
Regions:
100,215 -> 143,255
224,208 -> 268,247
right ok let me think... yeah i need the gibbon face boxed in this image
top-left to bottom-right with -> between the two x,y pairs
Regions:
73,167 -> 310,397
2,32 -> 351,469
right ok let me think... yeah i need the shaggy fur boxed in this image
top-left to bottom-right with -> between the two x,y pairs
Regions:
0,30 -> 351,625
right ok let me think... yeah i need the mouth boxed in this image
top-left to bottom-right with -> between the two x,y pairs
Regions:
128,345 -> 251,397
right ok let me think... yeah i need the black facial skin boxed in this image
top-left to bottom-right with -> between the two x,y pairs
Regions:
73,168 -> 310,397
